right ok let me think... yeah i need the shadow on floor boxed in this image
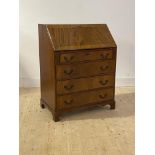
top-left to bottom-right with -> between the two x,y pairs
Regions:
60,92 -> 135,121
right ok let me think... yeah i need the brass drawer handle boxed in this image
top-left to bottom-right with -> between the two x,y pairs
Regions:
100,65 -> 109,71
99,80 -> 108,86
100,53 -> 109,59
64,84 -> 74,90
64,69 -> 73,75
99,93 -> 107,99
64,56 -> 74,62
64,99 -> 74,105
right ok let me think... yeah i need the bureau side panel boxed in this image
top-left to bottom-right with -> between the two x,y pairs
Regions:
113,47 -> 117,101
38,24 -> 56,111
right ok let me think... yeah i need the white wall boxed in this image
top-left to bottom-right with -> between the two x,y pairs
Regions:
19,0 -> 135,87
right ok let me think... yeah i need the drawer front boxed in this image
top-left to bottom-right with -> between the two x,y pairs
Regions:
58,49 -> 113,64
56,60 -> 115,80
57,75 -> 114,95
57,88 -> 114,109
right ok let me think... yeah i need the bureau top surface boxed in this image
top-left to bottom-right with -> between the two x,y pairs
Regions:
45,24 -> 116,51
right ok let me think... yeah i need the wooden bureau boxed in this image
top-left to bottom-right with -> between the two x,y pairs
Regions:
38,24 -> 117,122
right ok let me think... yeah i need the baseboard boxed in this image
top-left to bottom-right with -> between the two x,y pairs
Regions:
20,78 -> 40,87
115,77 -> 135,86
19,77 -> 135,88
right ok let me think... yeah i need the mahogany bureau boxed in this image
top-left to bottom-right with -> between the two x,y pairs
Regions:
38,24 -> 117,122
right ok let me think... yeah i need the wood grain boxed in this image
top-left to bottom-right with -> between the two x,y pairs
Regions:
57,88 -> 114,109
38,25 -> 58,121
56,60 -> 115,80
57,75 -> 114,95
38,24 -> 117,121
46,24 -> 117,51
58,49 -> 113,64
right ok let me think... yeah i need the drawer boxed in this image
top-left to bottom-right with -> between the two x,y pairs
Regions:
57,88 -> 114,109
56,60 -> 115,80
57,49 -> 113,64
57,75 -> 114,95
